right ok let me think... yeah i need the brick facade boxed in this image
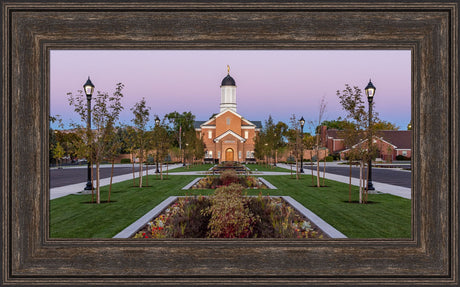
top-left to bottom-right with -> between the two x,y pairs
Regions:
196,110 -> 260,163
194,70 -> 261,163
320,127 -> 412,161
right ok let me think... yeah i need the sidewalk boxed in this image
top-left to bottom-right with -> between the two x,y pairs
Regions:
276,163 -> 411,199
50,164 -> 183,200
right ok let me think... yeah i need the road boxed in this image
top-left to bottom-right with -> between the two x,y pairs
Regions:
50,165 -> 159,188
50,162 -> 411,189
300,163 -> 411,188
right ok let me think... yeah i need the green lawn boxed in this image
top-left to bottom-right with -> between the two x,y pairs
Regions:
50,174 -> 411,239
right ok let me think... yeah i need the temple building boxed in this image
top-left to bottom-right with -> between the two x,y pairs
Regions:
195,67 -> 261,163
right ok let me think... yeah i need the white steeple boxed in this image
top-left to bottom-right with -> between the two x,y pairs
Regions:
220,65 -> 237,113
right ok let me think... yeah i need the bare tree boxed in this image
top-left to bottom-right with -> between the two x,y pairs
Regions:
310,96 -> 327,187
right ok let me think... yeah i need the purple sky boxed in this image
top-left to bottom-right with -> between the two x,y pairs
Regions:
50,50 -> 411,132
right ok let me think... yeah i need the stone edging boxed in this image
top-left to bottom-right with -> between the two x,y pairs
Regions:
113,195 -> 347,239
281,196 -> 347,238
258,177 -> 277,189
182,177 -> 203,190
112,196 -> 177,238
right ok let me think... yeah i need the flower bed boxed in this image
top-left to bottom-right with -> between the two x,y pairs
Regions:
133,184 -> 326,239
193,169 -> 266,189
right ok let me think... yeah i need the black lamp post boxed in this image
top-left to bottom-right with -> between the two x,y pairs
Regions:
154,116 -> 160,173
299,116 -> 305,173
83,77 -> 94,190
365,79 -> 376,191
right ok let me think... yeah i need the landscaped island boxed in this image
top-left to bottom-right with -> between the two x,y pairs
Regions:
133,183 -> 325,239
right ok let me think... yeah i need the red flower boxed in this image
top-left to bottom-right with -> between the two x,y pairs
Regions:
159,227 -> 163,231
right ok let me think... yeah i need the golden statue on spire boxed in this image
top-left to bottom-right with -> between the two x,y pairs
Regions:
227,65 -> 230,74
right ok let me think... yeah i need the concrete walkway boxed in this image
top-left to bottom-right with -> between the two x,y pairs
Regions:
276,163 -> 411,199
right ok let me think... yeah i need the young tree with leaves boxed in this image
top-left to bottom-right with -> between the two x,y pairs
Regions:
52,142 -> 65,168
152,116 -> 172,180
274,121 -> 288,166
131,98 -> 151,188
287,114 -> 303,180
264,116 -> 276,167
337,84 -> 378,204
165,111 -> 196,166
68,82 -> 124,204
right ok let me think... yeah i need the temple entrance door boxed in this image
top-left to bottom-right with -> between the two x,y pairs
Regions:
225,148 -> 234,161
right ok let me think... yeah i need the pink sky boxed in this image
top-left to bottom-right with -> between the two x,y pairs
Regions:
50,50 -> 411,132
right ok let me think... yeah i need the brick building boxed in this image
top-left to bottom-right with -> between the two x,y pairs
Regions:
194,69 -> 261,163
320,127 -> 412,161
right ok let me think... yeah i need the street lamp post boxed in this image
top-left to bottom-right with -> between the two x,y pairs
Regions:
155,116 -> 160,173
299,116 -> 305,173
83,77 -> 95,190
365,79 -> 376,191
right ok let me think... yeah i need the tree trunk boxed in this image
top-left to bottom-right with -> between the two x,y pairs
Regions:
160,161 -> 163,180
139,150 -> 143,188
290,163 -> 293,179
166,162 -> 169,179
359,161 -> 363,204
146,161 -> 149,186
108,159 -> 114,203
295,159 -> 299,180
349,161 -> 352,203
364,162 -> 370,204
322,152 -> 326,186
91,162 -> 94,203
310,151 -> 314,185
96,162 -> 100,204
131,152 -> 135,187
316,148 -> 320,187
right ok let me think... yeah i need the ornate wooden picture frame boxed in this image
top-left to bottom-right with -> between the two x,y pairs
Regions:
1,1 -> 458,285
